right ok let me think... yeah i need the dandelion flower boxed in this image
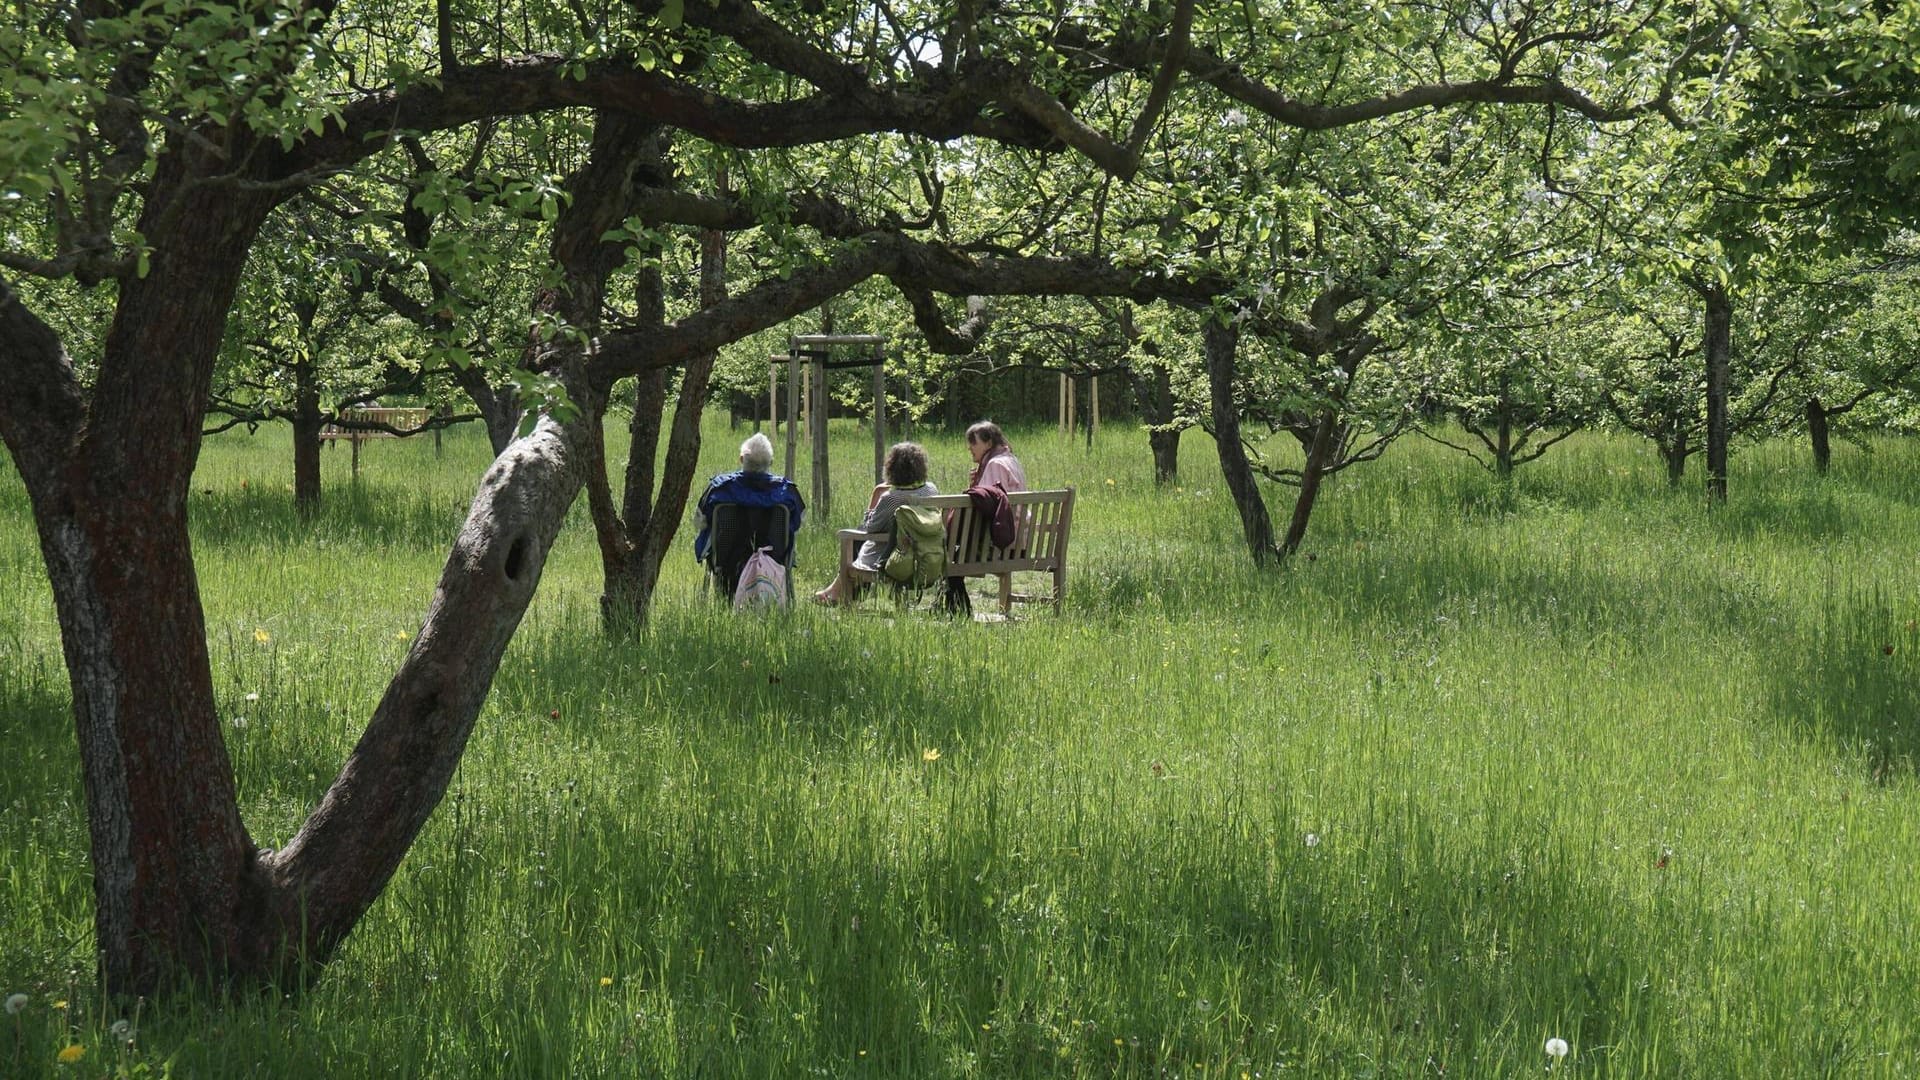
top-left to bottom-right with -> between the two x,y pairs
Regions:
1545,1036 -> 1569,1058
599,976 -> 614,987
253,628 -> 271,644
4,993 -> 26,1014
922,748 -> 941,762
57,1044 -> 86,1064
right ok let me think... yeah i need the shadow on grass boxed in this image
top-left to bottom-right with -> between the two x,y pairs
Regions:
187,481 -> 474,552
1757,588 -> 1920,774
362,787 -> 1707,1077
490,604 -> 1026,765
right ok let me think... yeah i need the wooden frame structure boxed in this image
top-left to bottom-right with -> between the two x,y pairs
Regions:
768,334 -> 889,521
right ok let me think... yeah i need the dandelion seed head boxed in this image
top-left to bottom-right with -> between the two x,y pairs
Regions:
1545,1036 -> 1569,1058
4,993 -> 27,1015
1304,832 -> 1320,847
109,1019 -> 131,1041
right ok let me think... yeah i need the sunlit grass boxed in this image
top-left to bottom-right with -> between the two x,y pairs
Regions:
3,418 -> 1918,1076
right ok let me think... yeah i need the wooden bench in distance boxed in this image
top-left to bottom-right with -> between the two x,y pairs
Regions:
319,407 -> 433,477
318,406 -> 431,443
835,488 -> 1075,615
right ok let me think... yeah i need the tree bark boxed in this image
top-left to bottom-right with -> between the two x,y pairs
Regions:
292,355 -> 323,515
1807,396 -> 1831,474
1279,411 -> 1341,559
599,218 -> 726,627
263,371 -> 594,973
1,152 -> 283,994
1699,280 -> 1732,502
1202,318 -> 1275,563
452,365 -> 522,455
1662,430 -> 1688,488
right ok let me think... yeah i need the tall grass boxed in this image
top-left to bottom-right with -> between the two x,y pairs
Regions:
2,418 -> 1918,1077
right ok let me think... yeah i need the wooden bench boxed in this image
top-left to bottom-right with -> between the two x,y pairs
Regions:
835,488 -> 1075,615
320,407 -> 432,476
318,406 -> 430,444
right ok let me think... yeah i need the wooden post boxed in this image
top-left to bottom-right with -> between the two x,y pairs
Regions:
784,352 -> 800,480
872,347 -> 886,485
1090,375 -> 1100,436
350,431 -> 362,478
811,352 -> 830,519
769,357 -> 780,436
1058,373 -> 1068,436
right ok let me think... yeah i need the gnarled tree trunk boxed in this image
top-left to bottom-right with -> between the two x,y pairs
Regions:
1203,318 -> 1275,563
592,167 -> 727,629
1279,411 -> 1342,559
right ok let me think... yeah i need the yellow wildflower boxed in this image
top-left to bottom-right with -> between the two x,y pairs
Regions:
922,748 -> 941,763
253,628 -> 271,644
58,1045 -> 86,1064
599,976 -> 614,987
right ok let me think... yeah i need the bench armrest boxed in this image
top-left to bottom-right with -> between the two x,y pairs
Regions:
836,528 -> 883,578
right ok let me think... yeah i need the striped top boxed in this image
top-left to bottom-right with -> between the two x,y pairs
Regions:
853,482 -> 938,571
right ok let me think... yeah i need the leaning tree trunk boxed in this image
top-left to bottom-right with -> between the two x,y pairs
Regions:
1699,280 -> 1733,502
262,376 -> 594,972
1202,318 -> 1275,563
1806,396 -> 1831,474
1278,410 -> 1341,560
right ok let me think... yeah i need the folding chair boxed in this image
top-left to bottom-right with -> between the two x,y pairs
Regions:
704,503 -> 794,602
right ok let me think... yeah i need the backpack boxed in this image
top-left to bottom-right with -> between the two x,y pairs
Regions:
733,546 -> 788,610
883,503 -> 947,588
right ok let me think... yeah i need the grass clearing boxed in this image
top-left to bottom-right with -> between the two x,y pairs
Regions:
3,418 -> 1918,1077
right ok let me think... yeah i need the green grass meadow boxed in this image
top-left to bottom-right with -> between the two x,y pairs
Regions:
3,416 -> 1919,1077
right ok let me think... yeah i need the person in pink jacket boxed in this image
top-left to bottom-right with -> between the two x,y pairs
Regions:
964,420 -> 1026,493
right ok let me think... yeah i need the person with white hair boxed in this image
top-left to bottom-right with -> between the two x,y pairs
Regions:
693,431 -> 805,571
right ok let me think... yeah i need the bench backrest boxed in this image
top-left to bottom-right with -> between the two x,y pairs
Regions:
904,488 -> 1075,575
322,407 -> 430,438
